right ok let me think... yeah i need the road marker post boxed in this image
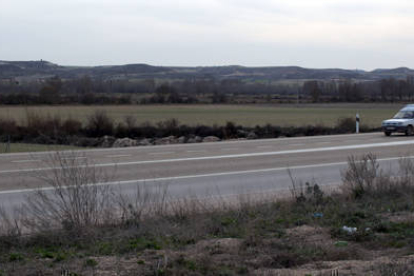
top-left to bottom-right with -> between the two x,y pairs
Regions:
356,113 -> 360,134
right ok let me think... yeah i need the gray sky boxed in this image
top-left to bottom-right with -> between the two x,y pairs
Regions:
1,0 -> 413,70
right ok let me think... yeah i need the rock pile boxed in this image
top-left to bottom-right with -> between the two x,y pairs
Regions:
97,133 -> 256,148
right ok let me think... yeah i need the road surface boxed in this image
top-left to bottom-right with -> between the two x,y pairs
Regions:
1,132 -> 414,212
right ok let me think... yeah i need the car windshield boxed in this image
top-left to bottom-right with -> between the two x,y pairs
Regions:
393,111 -> 414,119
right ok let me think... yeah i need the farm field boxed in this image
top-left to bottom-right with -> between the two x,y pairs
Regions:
0,103 -> 401,127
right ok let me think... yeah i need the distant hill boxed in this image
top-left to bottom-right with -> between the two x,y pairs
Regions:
0,60 -> 413,81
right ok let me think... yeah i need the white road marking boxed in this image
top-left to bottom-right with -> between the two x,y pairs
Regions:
149,152 -> 174,156
1,140 -> 414,174
106,154 -> 132,158
0,156 -> 407,195
62,157 -> 87,160
12,159 -> 41,163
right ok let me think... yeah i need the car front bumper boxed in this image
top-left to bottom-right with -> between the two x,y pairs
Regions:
382,126 -> 407,133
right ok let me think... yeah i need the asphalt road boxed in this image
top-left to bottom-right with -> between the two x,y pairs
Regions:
1,132 -> 414,213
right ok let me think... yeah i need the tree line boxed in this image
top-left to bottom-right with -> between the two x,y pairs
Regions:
0,75 -> 414,105
303,76 -> 414,103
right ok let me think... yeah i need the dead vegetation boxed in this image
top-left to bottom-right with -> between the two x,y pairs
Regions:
1,153 -> 414,275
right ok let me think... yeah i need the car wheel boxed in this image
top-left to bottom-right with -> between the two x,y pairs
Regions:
406,126 -> 413,136
384,131 -> 391,136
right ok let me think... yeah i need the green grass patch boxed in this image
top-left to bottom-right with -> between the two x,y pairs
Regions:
84,258 -> 98,267
8,252 -> 24,262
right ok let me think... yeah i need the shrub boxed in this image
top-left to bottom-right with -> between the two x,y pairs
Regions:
336,117 -> 356,133
341,153 -> 381,199
8,252 -> 24,262
61,118 -> 82,135
0,118 -> 17,136
85,110 -> 114,137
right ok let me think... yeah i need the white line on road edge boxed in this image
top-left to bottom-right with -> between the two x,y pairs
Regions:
0,155 -> 410,195
106,154 -> 132,158
61,157 -> 87,160
11,159 -> 41,163
2,140 -> 414,174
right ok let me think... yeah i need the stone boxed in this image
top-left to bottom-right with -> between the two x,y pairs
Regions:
247,131 -> 258,140
154,136 -> 177,145
112,138 -> 137,147
187,136 -> 203,143
101,135 -> 115,147
178,136 -> 186,143
138,138 -> 152,146
202,136 -> 220,143
237,129 -> 248,138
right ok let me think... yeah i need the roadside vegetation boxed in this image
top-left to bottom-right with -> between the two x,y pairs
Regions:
0,106 -> 382,151
1,153 -> 414,274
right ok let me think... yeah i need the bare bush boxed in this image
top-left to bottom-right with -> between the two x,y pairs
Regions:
339,153 -> 414,200
168,195 -> 210,221
336,117 -> 355,133
398,157 -> 414,185
341,153 -> 382,198
124,115 -> 137,129
0,118 -> 18,137
20,151 -> 116,235
288,168 -> 306,203
118,183 -> 214,224
0,206 -> 23,238
118,183 -> 169,223
86,110 -> 114,137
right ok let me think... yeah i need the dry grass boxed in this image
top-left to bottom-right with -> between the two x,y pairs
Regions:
0,103 -> 401,127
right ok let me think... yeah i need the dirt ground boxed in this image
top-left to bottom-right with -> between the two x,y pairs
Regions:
6,219 -> 413,276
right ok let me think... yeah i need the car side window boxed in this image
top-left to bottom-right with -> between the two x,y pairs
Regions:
404,112 -> 413,119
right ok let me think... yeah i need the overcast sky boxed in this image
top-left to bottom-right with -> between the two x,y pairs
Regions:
1,0 -> 413,70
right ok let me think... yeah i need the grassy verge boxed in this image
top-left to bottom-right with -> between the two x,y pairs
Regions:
1,154 -> 414,275
0,103 -> 401,127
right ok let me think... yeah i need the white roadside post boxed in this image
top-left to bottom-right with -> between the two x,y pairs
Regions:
356,113 -> 360,134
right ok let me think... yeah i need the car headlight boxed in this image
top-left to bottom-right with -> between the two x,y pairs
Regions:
397,122 -> 403,126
